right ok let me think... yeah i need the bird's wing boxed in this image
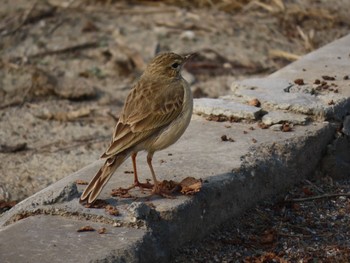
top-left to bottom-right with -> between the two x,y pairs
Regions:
102,77 -> 184,157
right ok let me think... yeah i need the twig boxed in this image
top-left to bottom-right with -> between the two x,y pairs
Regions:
37,135 -> 109,153
1,1 -> 38,36
285,193 -> 350,202
106,111 -> 119,123
28,41 -> 100,58
304,179 -> 325,194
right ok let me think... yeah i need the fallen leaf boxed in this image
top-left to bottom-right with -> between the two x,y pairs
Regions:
258,122 -> 269,129
0,143 -> 27,153
158,180 -> 179,192
244,252 -> 288,263
294,78 -> 304,85
98,227 -> 107,234
111,188 -> 134,198
82,20 -> 99,32
105,205 -> 119,216
179,177 -> 202,195
35,107 -> 93,121
221,134 -> 235,142
281,123 -> 292,132
302,187 -> 314,196
248,98 -> 261,107
260,229 -> 276,245
328,100 -> 335,105
85,199 -> 108,209
75,179 -> 89,185
322,75 -> 335,81
0,200 -> 17,210
77,225 -> 95,232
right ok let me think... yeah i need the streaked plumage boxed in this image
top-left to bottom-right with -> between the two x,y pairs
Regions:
80,52 -> 193,204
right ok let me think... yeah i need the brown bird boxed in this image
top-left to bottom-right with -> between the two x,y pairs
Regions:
80,52 -> 193,204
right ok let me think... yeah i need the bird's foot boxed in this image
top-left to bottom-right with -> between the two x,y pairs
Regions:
111,180 -> 153,198
134,180 -> 153,190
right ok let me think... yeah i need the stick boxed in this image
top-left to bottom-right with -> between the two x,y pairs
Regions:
1,1 -> 38,36
304,179 -> 325,194
28,41 -> 100,58
285,193 -> 350,202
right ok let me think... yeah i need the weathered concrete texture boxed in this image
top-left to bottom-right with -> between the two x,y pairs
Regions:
193,98 -> 261,120
0,216 -> 150,263
343,115 -> 350,136
1,34 -> 350,262
0,119 -> 336,262
320,135 -> 350,180
230,34 -> 350,121
231,77 -> 348,120
262,111 -> 309,125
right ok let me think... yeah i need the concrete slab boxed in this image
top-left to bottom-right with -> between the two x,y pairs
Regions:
0,117 -> 336,262
0,215 -> 152,263
343,116 -> 350,136
230,34 -> 350,120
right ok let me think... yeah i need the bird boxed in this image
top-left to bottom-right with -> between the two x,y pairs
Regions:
80,52 -> 194,204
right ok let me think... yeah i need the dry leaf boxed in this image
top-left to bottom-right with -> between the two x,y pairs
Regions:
179,177 -> 202,195
221,134 -> 235,142
85,199 -> 108,209
248,98 -> 261,107
281,123 -> 292,132
75,179 -> 89,185
302,187 -> 314,196
111,188 -> 134,198
0,200 -> 16,209
158,180 -> 179,192
260,229 -> 276,245
294,78 -> 304,85
35,108 -> 93,121
0,143 -> 27,153
98,227 -> 107,234
258,122 -> 269,129
244,252 -> 288,263
77,225 -> 95,232
105,205 -> 119,216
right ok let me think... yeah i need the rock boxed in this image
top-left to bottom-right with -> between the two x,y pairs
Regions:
194,98 -> 262,120
262,111 -> 309,125
42,182 -> 79,205
127,202 -> 158,221
231,77 -> 350,119
271,124 -> 283,131
180,30 -> 196,41
56,77 -> 98,100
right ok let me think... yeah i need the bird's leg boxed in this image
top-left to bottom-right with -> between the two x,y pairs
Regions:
147,152 -> 173,198
131,152 -> 153,189
114,153 -> 153,196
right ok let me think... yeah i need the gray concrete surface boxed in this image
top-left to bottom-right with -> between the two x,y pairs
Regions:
1,34 -> 350,263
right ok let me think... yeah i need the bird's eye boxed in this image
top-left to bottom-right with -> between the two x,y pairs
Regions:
171,62 -> 179,69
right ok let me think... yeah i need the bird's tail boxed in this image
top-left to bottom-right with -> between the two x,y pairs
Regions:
80,152 -> 128,204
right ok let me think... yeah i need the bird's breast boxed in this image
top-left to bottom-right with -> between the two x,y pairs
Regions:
146,80 -> 193,152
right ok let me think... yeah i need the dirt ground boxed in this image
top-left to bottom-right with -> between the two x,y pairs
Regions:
0,0 -> 349,208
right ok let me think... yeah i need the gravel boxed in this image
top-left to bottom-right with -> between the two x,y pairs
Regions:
172,178 -> 350,262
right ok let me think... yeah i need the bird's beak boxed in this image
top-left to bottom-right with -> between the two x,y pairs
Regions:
184,53 -> 196,61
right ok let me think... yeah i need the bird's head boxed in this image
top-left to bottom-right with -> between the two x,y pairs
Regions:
143,52 -> 193,79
